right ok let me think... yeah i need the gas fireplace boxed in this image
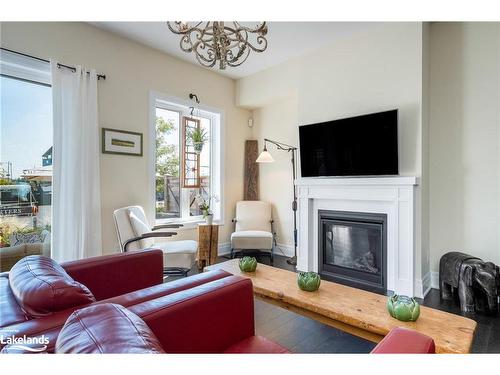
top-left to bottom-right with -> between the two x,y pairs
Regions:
318,210 -> 387,294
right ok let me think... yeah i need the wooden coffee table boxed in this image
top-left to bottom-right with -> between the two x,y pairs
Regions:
205,259 -> 477,353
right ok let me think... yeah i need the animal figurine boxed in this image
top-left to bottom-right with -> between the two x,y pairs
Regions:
439,252 -> 499,314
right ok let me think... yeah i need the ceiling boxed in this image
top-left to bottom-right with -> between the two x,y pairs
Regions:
90,22 -> 375,79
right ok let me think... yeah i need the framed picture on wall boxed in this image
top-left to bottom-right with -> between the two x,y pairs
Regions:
102,128 -> 143,156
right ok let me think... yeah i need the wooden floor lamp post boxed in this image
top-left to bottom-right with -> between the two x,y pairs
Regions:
256,138 -> 298,266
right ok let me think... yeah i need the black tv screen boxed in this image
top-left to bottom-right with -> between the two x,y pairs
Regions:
299,110 -> 398,177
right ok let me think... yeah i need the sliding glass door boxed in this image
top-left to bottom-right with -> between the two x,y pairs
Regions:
0,49 -> 53,271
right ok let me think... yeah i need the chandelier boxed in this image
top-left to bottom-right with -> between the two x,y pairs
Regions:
166,21 -> 268,70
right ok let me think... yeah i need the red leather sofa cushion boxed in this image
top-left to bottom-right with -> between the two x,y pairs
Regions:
371,327 -> 436,354
8,256 -> 96,318
56,303 -> 165,354
0,273 -> 28,327
223,336 -> 290,354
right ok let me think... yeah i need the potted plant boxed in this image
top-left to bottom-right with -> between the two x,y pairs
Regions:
187,127 -> 208,154
196,194 -> 219,225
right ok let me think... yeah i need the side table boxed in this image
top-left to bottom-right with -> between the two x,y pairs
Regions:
197,224 -> 219,270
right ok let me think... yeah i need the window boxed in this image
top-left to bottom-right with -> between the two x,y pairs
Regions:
150,92 -> 222,226
0,49 -> 53,265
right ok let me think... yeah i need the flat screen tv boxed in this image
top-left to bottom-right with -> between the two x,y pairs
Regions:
299,109 -> 398,177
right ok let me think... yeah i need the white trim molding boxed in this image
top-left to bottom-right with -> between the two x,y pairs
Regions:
296,176 -> 419,297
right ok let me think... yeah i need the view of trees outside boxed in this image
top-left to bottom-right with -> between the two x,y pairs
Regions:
155,115 -> 180,205
155,107 -> 211,221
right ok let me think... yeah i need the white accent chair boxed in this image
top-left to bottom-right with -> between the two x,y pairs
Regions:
230,201 -> 274,264
113,206 -> 197,276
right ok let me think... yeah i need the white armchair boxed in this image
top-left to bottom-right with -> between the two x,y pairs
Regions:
230,201 -> 274,264
113,205 -> 197,276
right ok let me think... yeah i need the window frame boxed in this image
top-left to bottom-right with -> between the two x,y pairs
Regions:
0,48 -> 51,87
148,91 -> 224,229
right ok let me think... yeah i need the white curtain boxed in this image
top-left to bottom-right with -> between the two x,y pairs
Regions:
51,61 -> 102,262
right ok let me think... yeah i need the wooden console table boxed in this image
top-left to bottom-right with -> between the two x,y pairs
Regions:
197,224 -> 219,270
205,259 -> 477,353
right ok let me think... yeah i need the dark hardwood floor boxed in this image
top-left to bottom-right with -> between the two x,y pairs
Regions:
177,252 -> 499,353
422,288 -> 500,353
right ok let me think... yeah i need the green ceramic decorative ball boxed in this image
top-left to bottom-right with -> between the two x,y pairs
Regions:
239,256 -> 258,272
297,271 -> 321,292
387,294 -> 420,322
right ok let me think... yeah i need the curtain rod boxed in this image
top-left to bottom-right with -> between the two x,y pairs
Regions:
0,47 -> 106,80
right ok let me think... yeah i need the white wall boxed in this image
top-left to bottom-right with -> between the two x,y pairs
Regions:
1,22 -> 252,254
429,23 -> 500,275
420,23 -> 431,285
239,23 -> 429,284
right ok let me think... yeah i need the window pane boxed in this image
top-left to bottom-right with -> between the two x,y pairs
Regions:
0,76 -> 53,270
192,117 -> 211,216
155,108 -> 180,220
154,102 -> 214,223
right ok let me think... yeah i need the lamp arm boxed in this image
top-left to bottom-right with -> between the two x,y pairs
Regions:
264,138 -> 297,151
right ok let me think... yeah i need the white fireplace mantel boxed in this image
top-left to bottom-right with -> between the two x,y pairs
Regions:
295,176 -> 418,297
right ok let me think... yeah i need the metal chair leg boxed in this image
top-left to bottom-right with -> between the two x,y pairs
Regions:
163,267 -> 190,277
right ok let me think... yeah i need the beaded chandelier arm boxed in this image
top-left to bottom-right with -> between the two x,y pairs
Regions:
166,21 -> 268,70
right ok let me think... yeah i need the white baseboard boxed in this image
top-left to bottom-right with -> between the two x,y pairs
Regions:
274,243 -> 295,257
414,271 -> 439,299
413,272 -> 431,299
217,242 -> 294,257
218,242 -> 231,256
430,271 -> 439,290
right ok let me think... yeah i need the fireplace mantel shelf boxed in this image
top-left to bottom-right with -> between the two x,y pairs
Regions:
295,176 -> 418,187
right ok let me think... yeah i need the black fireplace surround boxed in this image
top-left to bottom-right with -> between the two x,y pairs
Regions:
318,210 -> 387,294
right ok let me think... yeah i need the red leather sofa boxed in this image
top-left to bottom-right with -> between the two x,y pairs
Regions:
0,250 -> 234,352
52,278 -> 289,354
0,250 -> 288,353
0,250 -> 435,354
52,304 -> 435,354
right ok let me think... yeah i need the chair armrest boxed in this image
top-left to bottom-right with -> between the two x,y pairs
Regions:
129,276 -> 255,353
124,232 -> 177,252
61,249 -> 164,300
152,224 -> 183,230
371,327 -> 435,354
